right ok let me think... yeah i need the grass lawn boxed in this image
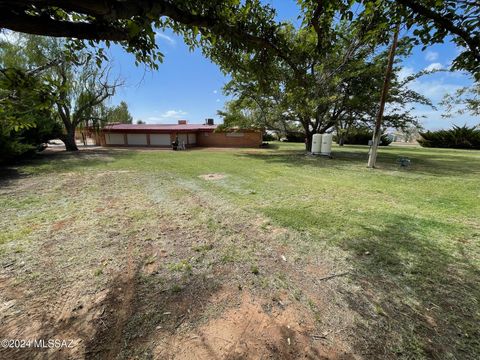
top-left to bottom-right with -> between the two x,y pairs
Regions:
1,142 -> 479,359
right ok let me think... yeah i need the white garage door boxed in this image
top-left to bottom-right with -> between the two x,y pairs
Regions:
150,134 -> 171,146
178,133 -> 188,145
105,133 -> 125,145
188,133 -> 197,144
127,133 -> 148,146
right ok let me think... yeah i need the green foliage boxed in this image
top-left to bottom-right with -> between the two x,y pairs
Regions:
105,101 -> 133,124
262,132 -> 276,141
285,132 -> 306,143
0,56 -> 63,163
214,19 -> 428,150
418,125 -> 480,149
2,1 -> 478,79
338,128 -> 392,146
1,34 -> 119,151
441,82 -> 480,117
0,115 -> 63,164
299,0 -> 480,78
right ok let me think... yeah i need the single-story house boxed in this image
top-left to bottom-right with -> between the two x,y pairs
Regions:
100,120 -> 262,148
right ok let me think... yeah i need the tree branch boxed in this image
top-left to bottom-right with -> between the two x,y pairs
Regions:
397,0 -> 480,61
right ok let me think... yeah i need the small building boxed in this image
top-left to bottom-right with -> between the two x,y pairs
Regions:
100,120 -> 262,148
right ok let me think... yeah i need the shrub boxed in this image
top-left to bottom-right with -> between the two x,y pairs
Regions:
341,129 -> 392,146
0,118 -> 63,164
285,131 -> 305,142
418,125 -> 480,149
263,132 -> 276,141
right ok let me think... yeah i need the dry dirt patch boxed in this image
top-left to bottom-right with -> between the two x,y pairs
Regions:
0,164 -> 359,359
199,173 -> 226,181
155,291 -> 349,360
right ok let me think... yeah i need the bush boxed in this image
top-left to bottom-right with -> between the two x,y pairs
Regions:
263,132 -> 276,141
0,118 -> 63,164
341,129 -> 392,146
418,125 -> 480,149
285,132 -> 305,143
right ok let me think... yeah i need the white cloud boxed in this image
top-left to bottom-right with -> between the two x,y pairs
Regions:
213,90 -> 218,94
216,99 -> 221,102
424,63 -> 443,72
146,110 -> 188,123
155,32 -> 175,45
425,51 -> 439,62
147,116 -> 163,122
160,110 -> 187,118
409,79 -> 460,102
398,66 -> 415,81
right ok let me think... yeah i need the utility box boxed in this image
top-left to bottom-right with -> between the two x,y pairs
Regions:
321,133 -> 333,155
311,134 -> 322,154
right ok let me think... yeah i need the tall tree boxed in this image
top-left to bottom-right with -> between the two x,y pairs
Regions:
1,1 -> 477,76
215,16 -> 431,151
299,0 -> 480,78
106,101 -> 133,124
2,35 -> 119,151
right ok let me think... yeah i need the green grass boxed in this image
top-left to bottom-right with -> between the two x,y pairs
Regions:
2,142 -> 479,358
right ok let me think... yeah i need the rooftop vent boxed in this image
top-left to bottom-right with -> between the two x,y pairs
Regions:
205,118 -> 214,125
178,120 -> 187,125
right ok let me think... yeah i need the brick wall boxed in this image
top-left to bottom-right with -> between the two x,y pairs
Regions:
197,131 -> 262,148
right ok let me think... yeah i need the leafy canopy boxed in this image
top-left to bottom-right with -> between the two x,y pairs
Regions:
0,1 -> 478,76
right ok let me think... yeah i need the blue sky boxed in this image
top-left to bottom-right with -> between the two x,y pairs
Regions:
103,2 -> 476,130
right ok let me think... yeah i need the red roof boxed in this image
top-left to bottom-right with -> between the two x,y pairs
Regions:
103,123 -> 217,133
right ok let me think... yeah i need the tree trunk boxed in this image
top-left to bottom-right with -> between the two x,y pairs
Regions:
62,126 -> 78,151
305,131 -> 313,152
367,24 -> 400,168
338,135 -> 345,146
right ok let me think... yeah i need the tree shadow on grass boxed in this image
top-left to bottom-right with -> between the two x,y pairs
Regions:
336,213 -> 480,359
236,147 -> 480,177
0,149 -> 139,180
0,167 -> 29,188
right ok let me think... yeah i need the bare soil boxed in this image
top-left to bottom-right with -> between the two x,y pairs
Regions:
0,151 -> 375,359
199,173 -> 227,181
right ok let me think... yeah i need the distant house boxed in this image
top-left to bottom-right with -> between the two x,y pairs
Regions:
99,120 -> 262,148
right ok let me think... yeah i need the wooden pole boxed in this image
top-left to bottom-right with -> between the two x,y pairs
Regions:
367,24 -> 400,168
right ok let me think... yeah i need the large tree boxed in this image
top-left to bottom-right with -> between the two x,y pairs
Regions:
0,1 -> 478,76
0,63 -> 62,162
212,13 -> 435,151
106,101 -> 134,124
299,0 -> 480,78
2,35 -> 120,151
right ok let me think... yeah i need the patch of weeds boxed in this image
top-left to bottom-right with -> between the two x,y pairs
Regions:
0,228 -> 32,247
374,304 -> 387,317
94,267 -> 103,276
258,276 -> 271,289
292,288 -> 303,301
251,265 -> 259,275
307,298 -> 323,324
167,260 -> 192,273
259,220 -> 271,231
144,255 -> 157,266
271,273 -> 289,290
206,217 -> 221,232
220,246 -> 239,264
170,284 -> 182,293
192,243 -> 214,253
